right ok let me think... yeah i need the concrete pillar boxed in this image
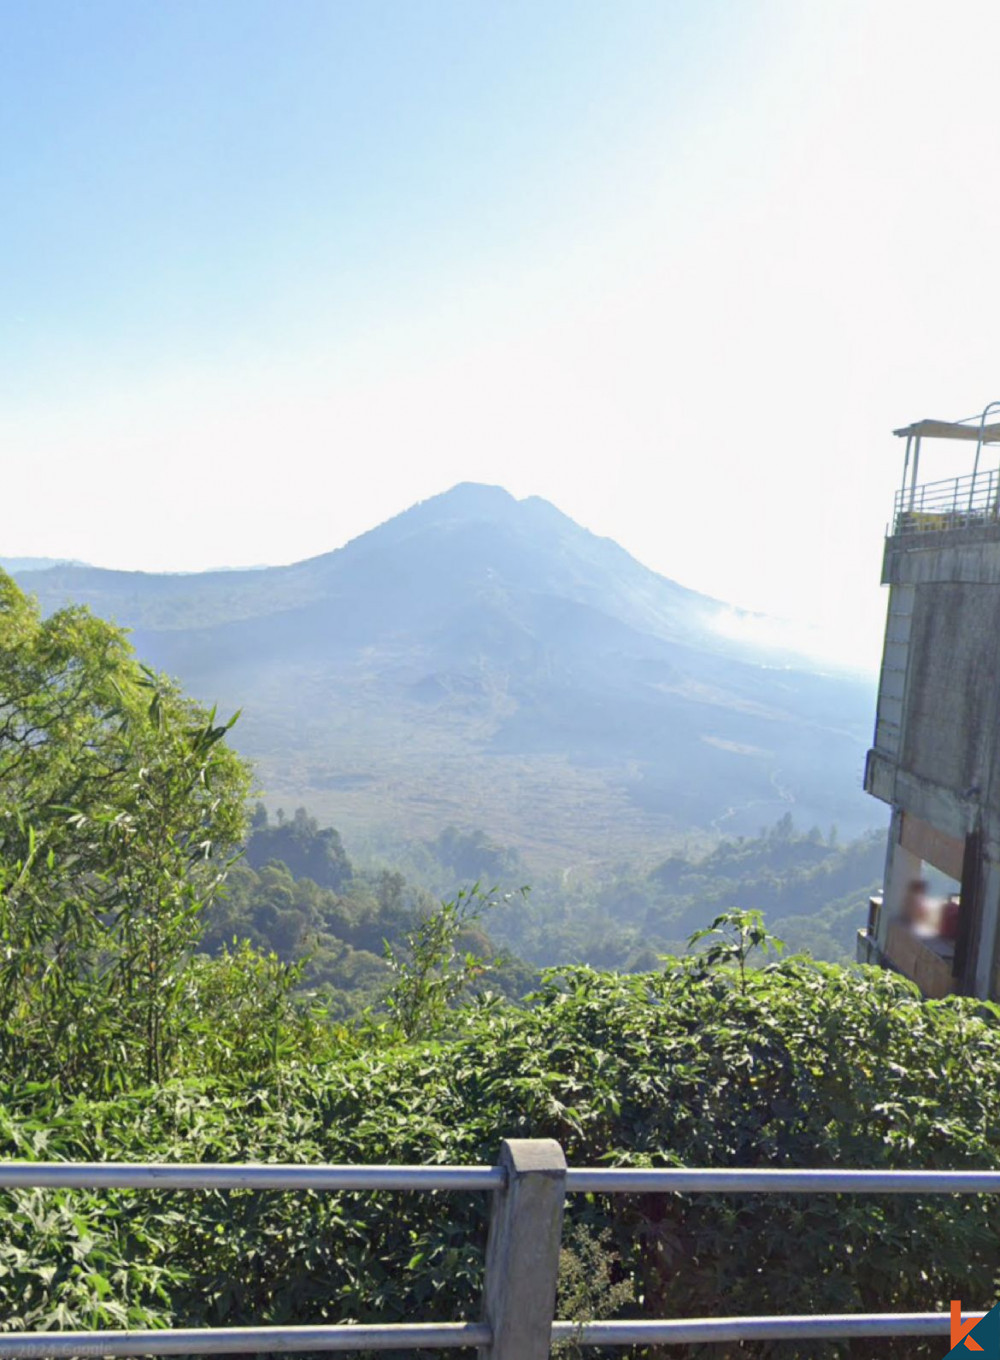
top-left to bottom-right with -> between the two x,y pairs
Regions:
877,809 -> 922,950
976,858 -> 1000,998
479,1139 -> 566,1360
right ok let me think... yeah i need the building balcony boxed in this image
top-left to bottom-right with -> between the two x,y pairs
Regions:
892,411 -> 1000,539
856,896 -> 958,998
893,470 -> 1000,538
883,920 -> 956,998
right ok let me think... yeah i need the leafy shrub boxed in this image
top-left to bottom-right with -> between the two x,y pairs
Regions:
0,960 -> 998,1356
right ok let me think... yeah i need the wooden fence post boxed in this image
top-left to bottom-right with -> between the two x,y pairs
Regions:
479,1138 -> 567,1360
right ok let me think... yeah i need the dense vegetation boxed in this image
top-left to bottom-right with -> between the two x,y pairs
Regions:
1,570 -> 996,1358
355,816 -> 885,972
0,962 -> 997,1358
194,808 -> 883,1023
0,571 -> 250,1088
202,808 -> 535,1017
488,818 -> 885,970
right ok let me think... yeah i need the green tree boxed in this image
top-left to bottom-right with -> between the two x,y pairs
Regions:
176,941 -> 323,1079
245,805 -> 352,890
0,571 -> 252,1089
687,907 -> 785,992
381,884 -> 509,1039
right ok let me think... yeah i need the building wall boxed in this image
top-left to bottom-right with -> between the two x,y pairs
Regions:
900,581 -> 1000,804
868,525 -> 1000,852
866,524 -> 1000,999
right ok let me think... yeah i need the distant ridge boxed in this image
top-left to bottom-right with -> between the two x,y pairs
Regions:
1,556 -> 89,572
6,484 -> 880,866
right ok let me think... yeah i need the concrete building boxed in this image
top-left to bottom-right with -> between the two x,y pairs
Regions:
859,405 -> 1000,999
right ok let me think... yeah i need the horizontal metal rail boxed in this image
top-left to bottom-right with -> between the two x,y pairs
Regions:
556,1313 -> 961,1344
893,466 -> 1000,534
0,1325 -> 492,1357
0,1314 -> 973,1355
0,1162 -> 503,1192
0,1154 -> 995,1354
565,1166 -> 1000,1193
4,1161 -> 997,1195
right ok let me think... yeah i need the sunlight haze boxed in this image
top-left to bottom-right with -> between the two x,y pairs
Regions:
5,0 -> 1000,673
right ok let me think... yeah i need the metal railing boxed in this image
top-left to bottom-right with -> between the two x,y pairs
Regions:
893,467 -> 1000,535
0,1142 -> 994,1356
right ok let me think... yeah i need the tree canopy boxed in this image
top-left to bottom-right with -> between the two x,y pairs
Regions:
0,571 -> 252,1086
244,804 -> 352,890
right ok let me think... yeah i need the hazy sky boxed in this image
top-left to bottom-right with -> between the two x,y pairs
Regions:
4,0 -> 1000,671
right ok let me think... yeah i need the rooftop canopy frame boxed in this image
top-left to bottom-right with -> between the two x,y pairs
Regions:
895,401 -> 1000,516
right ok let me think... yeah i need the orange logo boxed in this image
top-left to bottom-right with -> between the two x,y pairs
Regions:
953,1300 -> 986,1350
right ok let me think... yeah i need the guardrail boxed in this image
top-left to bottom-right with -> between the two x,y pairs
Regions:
893,466 -> 1000,535
0,1142 -> 994,1356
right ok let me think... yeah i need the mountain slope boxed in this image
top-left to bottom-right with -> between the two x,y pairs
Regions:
8,485 -> 881,866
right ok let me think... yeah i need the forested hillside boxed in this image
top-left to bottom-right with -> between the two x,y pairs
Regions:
9,485 -> 881,866
200,806 -> 884,1017
337,815 -> 885,969
204,806 -> 535,1017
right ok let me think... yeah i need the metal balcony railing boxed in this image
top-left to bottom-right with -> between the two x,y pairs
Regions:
0,1142 -> 994,1356
893,467 -> 1000,535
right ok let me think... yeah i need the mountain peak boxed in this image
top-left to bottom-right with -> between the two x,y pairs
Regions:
408,482 -> 520,520
440,481 -> 517,505
385,482 -> 588,541
5,487 -> 878,859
